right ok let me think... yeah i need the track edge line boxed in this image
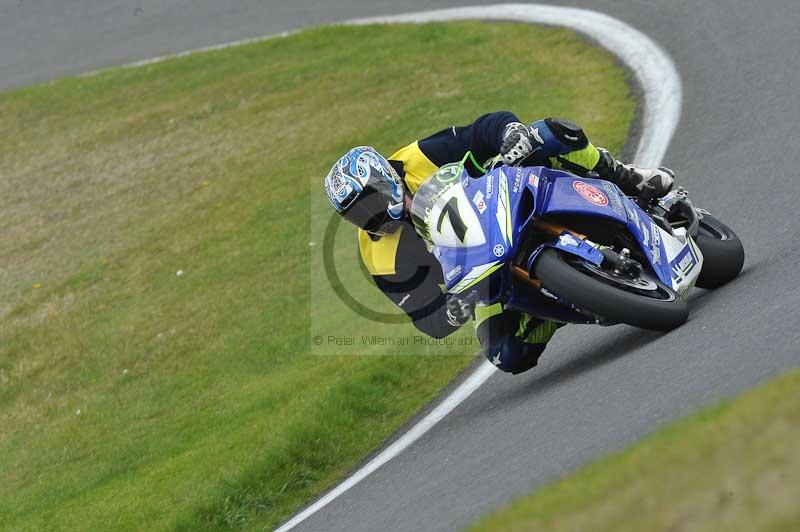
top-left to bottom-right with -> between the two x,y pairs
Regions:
274,4 -> 682,531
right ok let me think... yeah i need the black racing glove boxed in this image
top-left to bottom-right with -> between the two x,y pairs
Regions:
634,165 -> 676,197
500,122 -> 540,166
445,290 -> 479,327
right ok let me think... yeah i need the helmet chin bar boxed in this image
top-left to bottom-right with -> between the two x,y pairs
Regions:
366,214 -> 403,237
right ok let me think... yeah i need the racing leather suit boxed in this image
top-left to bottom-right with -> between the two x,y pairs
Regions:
359,111 -> 641,373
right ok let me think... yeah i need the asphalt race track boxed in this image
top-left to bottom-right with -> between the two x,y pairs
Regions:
5,1 -> 800,531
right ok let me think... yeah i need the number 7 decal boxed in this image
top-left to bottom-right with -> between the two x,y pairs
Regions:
436,196 -> 468,243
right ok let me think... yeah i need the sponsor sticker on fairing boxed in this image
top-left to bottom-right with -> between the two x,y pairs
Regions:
513,168 -> 524,193
670,246 -> 696,274
625,203 -> 640,227
493,244 -> 505,257
650,221 -> 661,264
573,180 -> 609,207
677,253 -> 694,271
472,190 -> 487,215
559,234 -> 580,247
540,287 -> 559,300
528,174 -> 539,187
601,181 -> 623,215
445,265 -> 462,282
486,175 -> 494,199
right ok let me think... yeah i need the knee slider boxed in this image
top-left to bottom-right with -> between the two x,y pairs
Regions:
545,117 -> 588,149
485,337 -> 545,374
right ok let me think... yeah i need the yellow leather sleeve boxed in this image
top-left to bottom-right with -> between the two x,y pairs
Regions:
357,142 -> 438,277
389,141 -> 439,194
358,226 -> 403,276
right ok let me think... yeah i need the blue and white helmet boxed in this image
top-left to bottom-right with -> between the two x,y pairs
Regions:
324,146 -> 405,235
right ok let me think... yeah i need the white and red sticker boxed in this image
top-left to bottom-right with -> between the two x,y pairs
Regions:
472,190 -> 487,214
572,180 -> 608,207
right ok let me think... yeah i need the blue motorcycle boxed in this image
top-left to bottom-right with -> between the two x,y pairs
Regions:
410,155 -> 744,331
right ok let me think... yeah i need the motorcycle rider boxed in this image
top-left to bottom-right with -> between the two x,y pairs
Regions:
324,111 -> 675,374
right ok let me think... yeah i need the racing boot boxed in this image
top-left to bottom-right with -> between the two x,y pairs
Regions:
595,148 -> 675,198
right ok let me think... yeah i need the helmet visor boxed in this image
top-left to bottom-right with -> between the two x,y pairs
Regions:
342,186 -> 401,235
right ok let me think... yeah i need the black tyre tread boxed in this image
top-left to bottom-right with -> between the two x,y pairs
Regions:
695,215 -> 745,289
534,249 -> 689,331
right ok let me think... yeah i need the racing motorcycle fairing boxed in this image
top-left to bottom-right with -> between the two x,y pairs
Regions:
411,160 -> 704,320
533,168 -> 703,293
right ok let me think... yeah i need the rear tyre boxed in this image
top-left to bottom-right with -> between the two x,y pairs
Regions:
534,248 -> 689,331
694,213 -> 745,289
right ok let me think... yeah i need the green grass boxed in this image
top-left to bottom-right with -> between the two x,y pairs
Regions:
0,22 -> 634,531
469,369 -> 800,532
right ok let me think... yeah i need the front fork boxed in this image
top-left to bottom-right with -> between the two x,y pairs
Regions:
514,219 -> 642,286
511,219 -> 585,290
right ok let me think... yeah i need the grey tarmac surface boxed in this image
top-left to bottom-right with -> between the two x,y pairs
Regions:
4,1 -> 800,531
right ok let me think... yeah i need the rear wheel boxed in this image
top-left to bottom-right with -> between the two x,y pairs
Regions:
694,213 -> 745,289
534,248 -> 689,331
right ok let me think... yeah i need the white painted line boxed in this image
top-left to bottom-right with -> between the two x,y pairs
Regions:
348,5 -> 681,168
109,31 -> 297,70
89,4 -> 681,169
274,5 -> 682,531
275,360 -> 497,532
82,5 -> 681,530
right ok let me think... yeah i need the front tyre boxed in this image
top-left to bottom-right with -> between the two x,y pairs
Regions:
694,213 -> 745,289
534,249 -> 689,331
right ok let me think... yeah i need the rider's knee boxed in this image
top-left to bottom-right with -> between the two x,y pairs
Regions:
543,117 -> 589,149
484,337 -> 547,375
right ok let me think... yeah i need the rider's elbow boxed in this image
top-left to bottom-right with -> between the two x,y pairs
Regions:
415,324 -> 450,340
412,317 -> 455,340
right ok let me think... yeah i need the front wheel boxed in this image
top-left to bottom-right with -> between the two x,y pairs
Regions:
534,249 -> 689,331
694,213 -> 745,289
